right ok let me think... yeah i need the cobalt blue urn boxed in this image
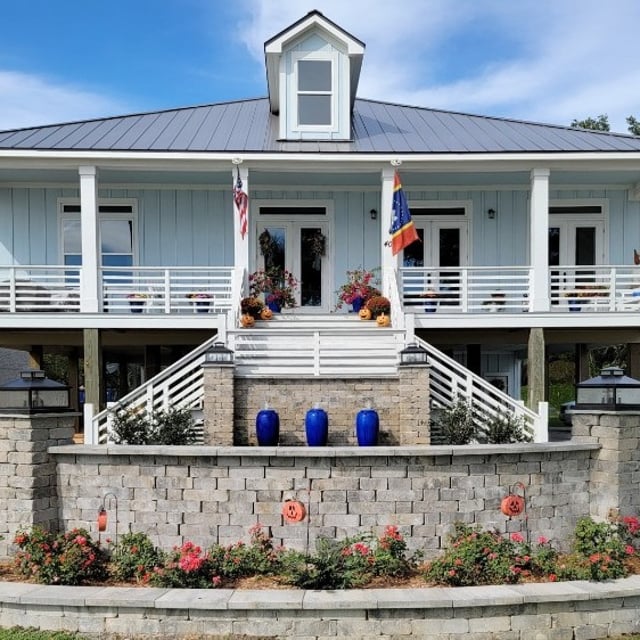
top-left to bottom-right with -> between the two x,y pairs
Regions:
355,408 -> 379,446
305,407 -> 328,446
256,408 -> 280,446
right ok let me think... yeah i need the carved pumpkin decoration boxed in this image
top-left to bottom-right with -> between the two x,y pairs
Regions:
500,494 -> 525,517
260,306 -> 273,320
359,307 -> 372,320
376,312 -> 391,327
281,499 -> 306,523
241,313 -> 255,328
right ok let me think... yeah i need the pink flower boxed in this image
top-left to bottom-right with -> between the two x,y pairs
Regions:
510,532 -> 524,543
626,545 -> 635,555
537,536 -> 549,545
448,569 -> 456,577
548,573 -> 557,582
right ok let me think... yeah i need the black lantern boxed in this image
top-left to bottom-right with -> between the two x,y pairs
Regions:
575,366 -> 640,411
204,342 -> 234,364
0,370 -> 71,413
400,342 -> 429,366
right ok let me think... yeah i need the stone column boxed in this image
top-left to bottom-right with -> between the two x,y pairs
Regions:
202,361 -> 235,445
398,364 -> 430,445
573,411 -> 640,521
0,413 -> 75,558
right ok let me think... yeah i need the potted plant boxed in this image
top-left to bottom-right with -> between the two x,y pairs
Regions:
240,296 -> 265,319
249,267 -> 299,312
365,295 -> 391,319
126,293 -> 149,313
335,268 -> 381,312
186,292 -> 213,313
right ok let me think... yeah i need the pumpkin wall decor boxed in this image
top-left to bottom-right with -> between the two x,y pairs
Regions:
241,313 -> 255,328
281,499 -> 306,523
376,312 -> 391,327
500,482 -> 526,518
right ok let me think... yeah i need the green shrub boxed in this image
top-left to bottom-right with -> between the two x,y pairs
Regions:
110,531 -> 162,583
111,408 -> 150,444
435,399 -> 476,445
150,541 -> 219,588
14,528 -> 107,585
110,406 -> 197,445
483,410 -> 532,444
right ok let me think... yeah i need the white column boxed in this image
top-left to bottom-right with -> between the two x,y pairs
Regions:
380,166 -> 398,297
529,168 -> 550,312
233,164 -> 250,286
79,166 -> 100,313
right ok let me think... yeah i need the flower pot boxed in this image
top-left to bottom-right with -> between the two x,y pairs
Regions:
195,300 -> 211,313
256,409 -> 280,446
351,296 -> 365,313
305,408 -> 328,446
568,300 -> 582,312
355,409 -> 379,446
129,299 -> 145,313
267,300 -> 281,313
424,299 -> 437,312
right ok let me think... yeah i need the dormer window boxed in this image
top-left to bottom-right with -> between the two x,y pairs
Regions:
297,59 -> 332,126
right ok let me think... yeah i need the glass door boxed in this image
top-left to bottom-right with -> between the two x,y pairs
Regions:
256,219 -> 330,312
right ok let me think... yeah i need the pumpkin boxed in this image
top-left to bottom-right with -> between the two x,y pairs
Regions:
376,312 -> 391,327
260,306 -> 273,320
241,313 -> 255,328
359,307 -> 372,320
500,494 -> 525,517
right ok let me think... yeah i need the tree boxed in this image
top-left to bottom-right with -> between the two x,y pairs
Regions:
570,114 -> 610,131
627,116 -> 640,136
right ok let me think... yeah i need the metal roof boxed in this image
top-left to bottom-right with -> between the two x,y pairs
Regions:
1,97 -> 640,154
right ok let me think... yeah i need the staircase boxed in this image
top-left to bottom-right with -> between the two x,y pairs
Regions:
228,313 -> 405,377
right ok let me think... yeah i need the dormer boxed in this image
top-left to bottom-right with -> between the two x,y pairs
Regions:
264,11 -> 365,141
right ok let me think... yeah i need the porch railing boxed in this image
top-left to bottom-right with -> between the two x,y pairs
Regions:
416,335 -> 548,442
100,266 -> 234,314
0,266 -> 80,312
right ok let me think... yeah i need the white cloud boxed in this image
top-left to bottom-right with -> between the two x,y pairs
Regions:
238,0 -> 640,132
0,70 -> 129,130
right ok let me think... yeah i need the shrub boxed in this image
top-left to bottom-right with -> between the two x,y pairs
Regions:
110,408 -> 150,444
434,399 -> 476,445
14,527 -> 108,585
150,541 -> 219,588
483,410 -> 532,444
110,407 -> 197,445
110,531 -> 162,583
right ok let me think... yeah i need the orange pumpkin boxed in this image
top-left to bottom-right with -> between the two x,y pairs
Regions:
241,313 -> 255,328
500,494 -> 525,517
359,307 -> 372,320
376,312 -> 391,327
281,500 -> 306,523
260,306 -> 273,320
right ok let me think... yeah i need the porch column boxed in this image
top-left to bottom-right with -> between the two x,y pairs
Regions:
232,163 -> 250,290
79,166 -> 100,313
83,329 -> 103,411
380,166 -> 398,297
527,327 -> 546,410
529,168 -> 550,312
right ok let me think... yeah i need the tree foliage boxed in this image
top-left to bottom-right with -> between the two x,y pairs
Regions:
571,113 -> 640,135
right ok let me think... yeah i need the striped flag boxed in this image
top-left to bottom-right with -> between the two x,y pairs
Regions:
389,171 -> 419,255
234,169 -> 248,239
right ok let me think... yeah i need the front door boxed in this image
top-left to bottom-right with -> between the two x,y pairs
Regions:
254,207 -> 331,312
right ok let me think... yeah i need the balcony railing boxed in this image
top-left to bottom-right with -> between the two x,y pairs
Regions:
401,265 -> 640,313
0,266 -> 80,312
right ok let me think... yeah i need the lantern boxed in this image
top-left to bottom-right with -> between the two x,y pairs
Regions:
575,366 -> 640,411
0,370 -> 71,413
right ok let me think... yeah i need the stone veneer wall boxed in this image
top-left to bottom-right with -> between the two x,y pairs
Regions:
204,364 -> 430,446
50,443 -> 597,556
0,414 -> 75,557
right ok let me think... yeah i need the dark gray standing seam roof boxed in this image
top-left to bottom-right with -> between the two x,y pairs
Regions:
1,97 -> 640,154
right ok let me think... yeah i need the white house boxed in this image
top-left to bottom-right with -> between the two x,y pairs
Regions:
1,10 -> 640,441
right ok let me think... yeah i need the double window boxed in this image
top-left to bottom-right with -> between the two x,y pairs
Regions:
296,57 -> 333,127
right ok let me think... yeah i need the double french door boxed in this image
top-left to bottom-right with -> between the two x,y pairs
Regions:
255,216 -> 331,312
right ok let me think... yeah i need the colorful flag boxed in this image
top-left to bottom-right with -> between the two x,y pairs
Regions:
234,168 -> 248,239
389,171 -> 419,255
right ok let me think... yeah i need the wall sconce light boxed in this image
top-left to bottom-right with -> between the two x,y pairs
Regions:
487,208 -> 496,220
370,209 -> 378,220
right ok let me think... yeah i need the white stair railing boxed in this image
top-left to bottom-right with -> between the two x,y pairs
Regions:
89,336 -> 219,444
417,336 -> 548,442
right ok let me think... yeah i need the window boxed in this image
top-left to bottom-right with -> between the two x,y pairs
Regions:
297,59 -> 332,126
60,201 -> 136,271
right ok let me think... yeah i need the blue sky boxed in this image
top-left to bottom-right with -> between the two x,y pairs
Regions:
1,0 -> 639,133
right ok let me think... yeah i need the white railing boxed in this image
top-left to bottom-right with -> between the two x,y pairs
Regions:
417,336 -> 548,442
100,266 -> 234,314
89,336 -> 219,444
0,266 -> 80,312
400,266 -> 530,313
231,327 -> 405,377
384,268 -> 405,331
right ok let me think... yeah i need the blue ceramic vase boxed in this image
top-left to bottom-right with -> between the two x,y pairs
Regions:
256,409 -> 280,446
305,408 -> 328,446
356,408 -> 379,446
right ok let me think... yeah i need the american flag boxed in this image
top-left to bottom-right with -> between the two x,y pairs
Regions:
234,169 -> 248,239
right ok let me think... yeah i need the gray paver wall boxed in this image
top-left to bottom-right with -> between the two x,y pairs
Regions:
52,445 -> 593,555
